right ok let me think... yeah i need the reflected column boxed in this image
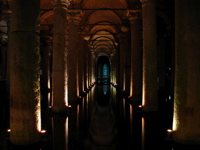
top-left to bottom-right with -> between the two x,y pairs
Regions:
9,0 -> 41,144
140,0 -> 158,111
52,0 -> 69,112
52,116 -> 67,150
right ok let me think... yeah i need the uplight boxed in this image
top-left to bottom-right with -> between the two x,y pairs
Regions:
40,130 -> 46,134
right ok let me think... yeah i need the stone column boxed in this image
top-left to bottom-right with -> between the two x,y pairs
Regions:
77,34 -> 83,97
128,10 -> 142,104
124,31 -> 131,97
52,0 -> 70,112
118,30 -> 131,96
118,34 -> 126,93
140,0 -> 157,111
110,51 -> 116,85
67,10 -> 82,104
111,47 -> 118,86
40,36 -> 52,130
90,51 -> 96,85
173,0 -> 200,144
84,42 -> 89,91
9,0 -> 41,145
77,30 -> 88,96
88,49 -> 92,86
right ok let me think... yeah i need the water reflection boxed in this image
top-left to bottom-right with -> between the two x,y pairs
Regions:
84,85 -> 117,149
1,83 -> 191,150
52,115 -> 67,150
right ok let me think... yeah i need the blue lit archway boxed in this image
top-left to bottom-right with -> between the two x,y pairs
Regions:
96,56 -> 110,84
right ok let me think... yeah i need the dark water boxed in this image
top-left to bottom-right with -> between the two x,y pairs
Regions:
0,84 -> 199,150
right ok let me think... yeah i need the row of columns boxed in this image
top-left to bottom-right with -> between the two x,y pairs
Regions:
8,0 -> 93,145
51,0 -> 92,113
119,0 -> 157,112
8,0 -> 200,146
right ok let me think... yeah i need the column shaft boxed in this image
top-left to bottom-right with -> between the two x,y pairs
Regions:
67,10 -> 82,103
9,0 -> 41,145
173,0 -> 200,144
52,1 -> 68,112
129,11 -> 142,103
118,34 -> 126,93
141,0 -> 158,111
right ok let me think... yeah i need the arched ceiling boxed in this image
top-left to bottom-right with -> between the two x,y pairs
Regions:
81,0 -> 127,59
0,0 -> 136,59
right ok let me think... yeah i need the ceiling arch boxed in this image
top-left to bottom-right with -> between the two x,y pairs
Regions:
90,22 -> 118,35
90,30 -> 115,40
87,10 -> 122,25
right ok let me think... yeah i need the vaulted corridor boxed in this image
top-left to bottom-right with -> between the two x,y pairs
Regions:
1,0 -> 200,149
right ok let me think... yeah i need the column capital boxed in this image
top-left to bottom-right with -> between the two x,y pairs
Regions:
78,26 -> 91,40
51,0 -> 71,7
67,9 -> 83,25
127,10 -> 142,24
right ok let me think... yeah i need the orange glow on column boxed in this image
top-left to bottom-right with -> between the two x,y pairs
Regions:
36,97 -> 41,132
129,82 -> 133,98
65,60 -> 68,106
65,117 -> 69,149
173,97 -> 179,131
142,117 -> 145,150
142,79 -> 146,106
64,86 -> 68,106
130,104 -> 133,136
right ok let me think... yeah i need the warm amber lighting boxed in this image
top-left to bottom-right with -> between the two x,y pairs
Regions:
65,88 -> 68,106
65,117 -> 69,149
65,62 -> 68,106
166,129 -> 173,139
139,105 -> 143,108
48,92 -> 51,106
83,35 -> 90,41
40,130 -> 46,134
66,105 -> 71,108
128,95 -> 132,99
173,97 -> 179,131
142,79 -> 146,106
130,104 -> 133,136
142,117 -> 145,149
129,75 -> 133,98
7,129 -> 11,132
121,26 -> 129,32
36,96 -> 41,132
167,129 -> 173,133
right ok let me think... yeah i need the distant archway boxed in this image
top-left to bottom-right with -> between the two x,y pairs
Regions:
96,56 -> 110,84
